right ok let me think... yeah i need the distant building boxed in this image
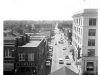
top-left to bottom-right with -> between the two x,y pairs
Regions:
64,28 -> 72,42
72,9 -> 98,74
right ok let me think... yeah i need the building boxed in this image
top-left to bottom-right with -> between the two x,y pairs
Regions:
3,34 -> 30,75
15,36 -> 47,75
72,9 -> 98,74
64,28 -> 72,42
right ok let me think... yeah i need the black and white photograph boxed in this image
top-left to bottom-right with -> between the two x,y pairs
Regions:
2,0 -> 98,75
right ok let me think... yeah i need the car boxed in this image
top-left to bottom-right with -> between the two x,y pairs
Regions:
48,52 -> 53,56
48,51 -> 53,54
46,61 -> 51,66
66,61 -> 71,65
55,42 -> 57,45
49,49 -> 53,52
50,46 -> 53,49
65,56 -> 71,65
47,56 -> 52,61
59,58 -> 64,64
63,46 -> 66,50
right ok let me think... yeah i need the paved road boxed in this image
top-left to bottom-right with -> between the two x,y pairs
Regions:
51,31 -> 65,73
50,30 -> 79,74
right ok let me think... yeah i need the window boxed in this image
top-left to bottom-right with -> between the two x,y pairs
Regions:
79,28 -> 80,34
87,62 -> 94,71
79,19 -> 80,25
81,29 -> 82,35
77,19 -> 78,24
88,39 -> 95,46
89,18 -> 96,26
88,29 -> 96,36
88,49 -> 95,56
18,53 -> 25,61
74,27 -> 76,32
5,49 -> 12,57
77,27 -> 78,32
28,53 -> 34,61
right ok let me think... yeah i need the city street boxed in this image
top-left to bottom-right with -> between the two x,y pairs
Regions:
50,25 -> 79,74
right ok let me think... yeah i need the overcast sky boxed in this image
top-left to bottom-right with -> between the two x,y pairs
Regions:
2,0 -> 98,20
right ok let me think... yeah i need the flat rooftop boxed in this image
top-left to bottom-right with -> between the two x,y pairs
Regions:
19,40 -> 42,47
73,9 -> 98,17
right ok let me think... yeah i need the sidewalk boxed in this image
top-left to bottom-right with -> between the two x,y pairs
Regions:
65,40 -> 80,74
37,59 -> 46,75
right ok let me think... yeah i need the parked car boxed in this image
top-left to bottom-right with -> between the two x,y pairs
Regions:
47,56 -> 52,61
46,61 -> 51,66
50,46 -> 53,49
49,49 -> 53,52
48,53 -> 53,56
59,58 -> 64,64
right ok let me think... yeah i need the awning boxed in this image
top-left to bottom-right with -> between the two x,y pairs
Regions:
4,63 -> 14,71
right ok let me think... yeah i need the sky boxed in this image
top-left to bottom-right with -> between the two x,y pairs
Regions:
1,0 -> 98,20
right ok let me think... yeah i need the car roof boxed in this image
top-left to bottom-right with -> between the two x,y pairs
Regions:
65,56 -> 69,59
46,61 -> 50,62
59,58 -> 63,60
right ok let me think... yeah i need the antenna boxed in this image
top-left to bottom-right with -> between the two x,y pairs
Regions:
82,0 -> 86,8
89,0 -> 90,8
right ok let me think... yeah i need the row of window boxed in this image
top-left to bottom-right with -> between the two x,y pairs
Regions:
19,53 -> 34,61
73,18 -> 82,26
88,29 -> 96,36
73,28 -> 96,36
72,39 -> 95,57
73,18 -> 97,26
73,33 -> 82,45
73,26 -> 82,35
4,49 -> 34,61
73,38 -> 95,46
88,49 -> 95,56
72,39 -> 79,49
88,39 -> 95,46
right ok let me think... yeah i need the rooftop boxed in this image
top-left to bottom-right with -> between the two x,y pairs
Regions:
4,36 -> 17,40
73,9 -> 98,17
19,40 -> 42,47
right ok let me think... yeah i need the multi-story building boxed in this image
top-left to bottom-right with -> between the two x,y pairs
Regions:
72,9 -> 98,74
16,36 -> 47,75
4,34 -> 30,75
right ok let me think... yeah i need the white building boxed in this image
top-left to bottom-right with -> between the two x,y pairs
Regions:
72,9 -> 98,74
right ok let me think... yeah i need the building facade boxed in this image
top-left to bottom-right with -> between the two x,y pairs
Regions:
72,9 -> 98,74
15,37 -> 47,75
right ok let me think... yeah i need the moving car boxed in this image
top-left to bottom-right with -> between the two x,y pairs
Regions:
65,56 -> 71,65
63,46 -> 66,50
55,42 -> 57,45
59,58 -> 64,64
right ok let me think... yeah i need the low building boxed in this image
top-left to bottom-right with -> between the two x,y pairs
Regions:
4,36 -> 17,75
15,37 -> 47,75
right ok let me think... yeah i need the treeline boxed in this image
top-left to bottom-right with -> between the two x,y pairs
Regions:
58,20 -> 73,30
